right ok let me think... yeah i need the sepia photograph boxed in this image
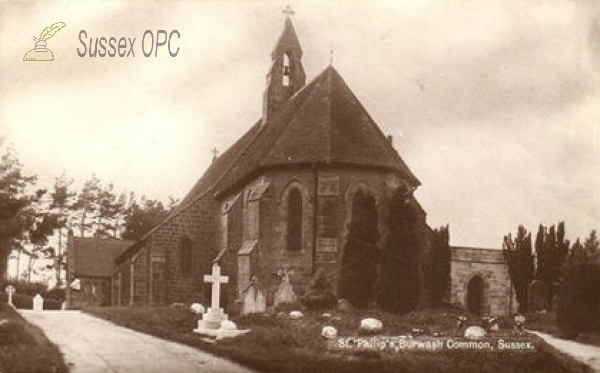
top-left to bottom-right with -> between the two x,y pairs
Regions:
1,1 -> 599,372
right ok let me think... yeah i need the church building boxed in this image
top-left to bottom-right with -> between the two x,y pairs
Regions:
110,11 -> 515,316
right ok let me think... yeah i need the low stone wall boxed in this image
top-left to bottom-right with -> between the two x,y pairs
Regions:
450,247 -> 516,316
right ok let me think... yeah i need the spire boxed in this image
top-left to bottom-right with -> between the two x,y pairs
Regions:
262,6 -> 306,125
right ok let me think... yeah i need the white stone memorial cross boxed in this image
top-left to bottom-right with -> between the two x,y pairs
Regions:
5,285 -> 15,306
204,263 -> 228,311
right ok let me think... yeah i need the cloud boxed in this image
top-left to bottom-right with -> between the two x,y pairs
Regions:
1,0 -> 598,248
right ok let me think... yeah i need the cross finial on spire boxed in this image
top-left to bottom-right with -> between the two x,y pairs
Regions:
211,147 -> 219,162
328,43 -> 336,66
282,5 -> 295,18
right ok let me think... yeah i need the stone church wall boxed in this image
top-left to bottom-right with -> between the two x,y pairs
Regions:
113,165 -> 433,310
450,247 -> 516,316
146,193 -> 219,304
220,165 -> 421,307
113,192 -> 219,306
131,248 -> 148,304
119,258 -> 131,306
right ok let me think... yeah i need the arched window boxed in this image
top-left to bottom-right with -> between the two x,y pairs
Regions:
282,52 -> 291,86
180,237 -> 193,277
287,188 -> 303,251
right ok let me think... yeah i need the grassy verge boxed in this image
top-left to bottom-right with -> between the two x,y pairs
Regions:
0,303 -> 68,373
525,312 -> 600,347
85,306 -> 591,373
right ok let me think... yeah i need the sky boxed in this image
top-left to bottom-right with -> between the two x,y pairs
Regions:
1,0 -> 598,249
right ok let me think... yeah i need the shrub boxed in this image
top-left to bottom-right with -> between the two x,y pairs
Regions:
0,279 -> 47,297
301,269 -> 337,310
378,188 -> 421,314
338,190 -> 379,309
0,279 -> 66,305
45,287 -> 66,302
556,261 -> 600,339
0,293 -> 63,310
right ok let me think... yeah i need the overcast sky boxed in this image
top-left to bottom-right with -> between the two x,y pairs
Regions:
1,0 -> 598,249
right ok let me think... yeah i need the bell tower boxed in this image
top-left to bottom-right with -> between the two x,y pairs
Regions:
262,6 -> 306,125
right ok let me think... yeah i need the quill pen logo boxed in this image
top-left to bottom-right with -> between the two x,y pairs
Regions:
23,22 -> 66,61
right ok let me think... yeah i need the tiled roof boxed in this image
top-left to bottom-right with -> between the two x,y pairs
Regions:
148,66 -> 420,241
178,66 -> 418,207
70,237 -> 133,278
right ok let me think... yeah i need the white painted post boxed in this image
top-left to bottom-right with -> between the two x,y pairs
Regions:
33,294 -> 44,311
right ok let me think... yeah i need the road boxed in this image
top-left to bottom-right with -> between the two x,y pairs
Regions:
530,330 -> 600,373
21,310 -> 256,373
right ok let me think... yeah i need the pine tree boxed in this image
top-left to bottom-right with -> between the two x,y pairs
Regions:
0,146 -> 39,279
50,172 -> 76,285
535,222 -> 570,307
122,195 -> 171,241
557,231 -> 600,339
502,226 -> 534,312
72,175 -> 102,237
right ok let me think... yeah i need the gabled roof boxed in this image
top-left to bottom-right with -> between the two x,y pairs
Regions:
70,237 -> 133,278
152,66 -> 420,238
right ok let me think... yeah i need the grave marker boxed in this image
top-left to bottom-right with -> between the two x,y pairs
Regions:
241,276 -> 266,316
5,285 -> 15,306
274,269 -> 297,307
33,294 -> 44,311
204,263 -> 229,311
194,263 -> 249,339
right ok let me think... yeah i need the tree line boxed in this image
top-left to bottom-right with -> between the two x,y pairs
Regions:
503,223 -> 599,338
0,145 -> 177,285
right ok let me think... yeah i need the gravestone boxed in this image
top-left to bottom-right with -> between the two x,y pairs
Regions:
528,280 -> 548,311
194,263 -> 249,339
241,276 -> 266,316
197,263 -> 229,329
274,269 -> 297,307
33,294 -> 44,311
5,285 -> 15,307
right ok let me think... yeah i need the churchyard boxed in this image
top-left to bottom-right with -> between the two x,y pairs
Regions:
85,303 -> 592,373
2,271 -> 594,373
81,262 -> 594,373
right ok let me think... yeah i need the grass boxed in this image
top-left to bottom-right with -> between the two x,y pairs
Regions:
0,303 -> 68,373
525,312 -> 600,347
85,305 -> 592,373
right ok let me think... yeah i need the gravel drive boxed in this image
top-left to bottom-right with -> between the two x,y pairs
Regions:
21,310 -> 256,373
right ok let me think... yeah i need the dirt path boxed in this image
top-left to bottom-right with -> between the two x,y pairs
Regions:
530,331 -> 600,372
21,310 -> 256,373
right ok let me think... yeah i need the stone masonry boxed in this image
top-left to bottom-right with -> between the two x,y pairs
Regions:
450,246 -> 516,316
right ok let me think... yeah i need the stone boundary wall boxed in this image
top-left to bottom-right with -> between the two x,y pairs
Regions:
450,246 -> 516,316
